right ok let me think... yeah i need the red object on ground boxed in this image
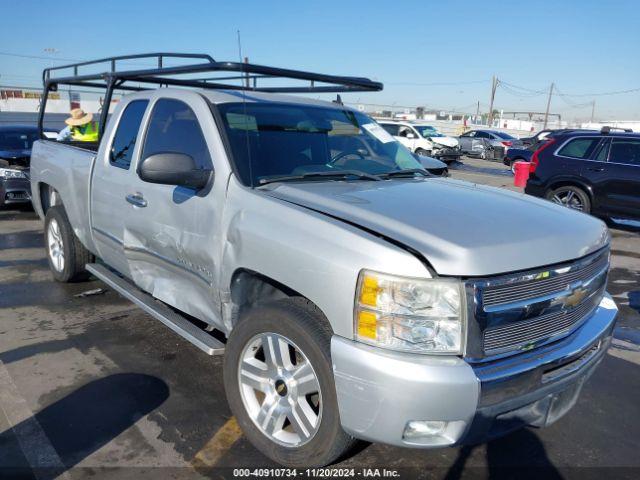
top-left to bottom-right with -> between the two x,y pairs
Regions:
513,161 -> 531,187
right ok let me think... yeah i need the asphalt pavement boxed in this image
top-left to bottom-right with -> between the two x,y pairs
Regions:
0,159 -> 638,479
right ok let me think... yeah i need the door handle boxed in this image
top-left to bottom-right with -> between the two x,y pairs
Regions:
126,193 -> 147,208
587,167 -> 605,172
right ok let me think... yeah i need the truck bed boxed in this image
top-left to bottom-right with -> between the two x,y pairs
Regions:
30,140 -> 98,254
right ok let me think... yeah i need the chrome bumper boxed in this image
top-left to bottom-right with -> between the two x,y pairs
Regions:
331,293 -> 617,448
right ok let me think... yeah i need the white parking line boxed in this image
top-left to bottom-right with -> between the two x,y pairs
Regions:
0,359 -> 70,479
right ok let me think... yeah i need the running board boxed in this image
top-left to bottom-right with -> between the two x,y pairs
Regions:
85,263 -> 225,356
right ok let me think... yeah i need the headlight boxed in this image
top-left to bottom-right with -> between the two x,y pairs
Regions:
0,168 -> 26,179
354,270 -> 464,354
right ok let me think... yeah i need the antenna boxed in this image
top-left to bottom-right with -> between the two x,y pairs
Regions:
237,30 -> 254,187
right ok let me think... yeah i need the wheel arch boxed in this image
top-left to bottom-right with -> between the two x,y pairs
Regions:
546,178 -> 594,202
37,182 -> 62,216
226,268 -> 325,331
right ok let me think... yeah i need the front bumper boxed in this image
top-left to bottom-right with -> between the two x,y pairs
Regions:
433,147 -> 462,160
0,177 -> 31,205
331,293 -> 617,448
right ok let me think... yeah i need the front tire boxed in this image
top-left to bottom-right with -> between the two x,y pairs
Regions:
546,185 -> 591,213
415,148 -> 430,157
44,206 -> 93,282
223,298 -> 356,467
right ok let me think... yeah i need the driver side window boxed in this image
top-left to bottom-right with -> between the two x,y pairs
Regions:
142,99 -> 212,170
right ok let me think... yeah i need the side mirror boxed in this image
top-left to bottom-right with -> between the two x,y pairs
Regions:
406,132 -> 417,139
138,153 -> 212,190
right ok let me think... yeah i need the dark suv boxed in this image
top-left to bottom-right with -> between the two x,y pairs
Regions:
525,127 -> 640,221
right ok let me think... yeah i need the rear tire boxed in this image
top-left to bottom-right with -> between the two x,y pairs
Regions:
223,298 -> 356,467
546,185 -> 591,214
44,206 -> 93,282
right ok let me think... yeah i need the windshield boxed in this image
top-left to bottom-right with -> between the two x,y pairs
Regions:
0,131 -> 38,151
494,131 -> 516,140
414,126 -> 444,138
218,103 -> 422,186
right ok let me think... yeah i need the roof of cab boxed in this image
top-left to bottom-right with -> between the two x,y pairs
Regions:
198,88 -> 357,111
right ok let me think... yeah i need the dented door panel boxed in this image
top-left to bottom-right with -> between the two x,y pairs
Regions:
121,90 -> 232,330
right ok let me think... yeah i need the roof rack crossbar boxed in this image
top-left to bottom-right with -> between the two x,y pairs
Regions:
600,126 -> 633,134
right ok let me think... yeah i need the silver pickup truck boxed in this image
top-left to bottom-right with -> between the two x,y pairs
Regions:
30,54 -> 617,467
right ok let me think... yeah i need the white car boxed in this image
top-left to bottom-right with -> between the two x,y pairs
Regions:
378,120 -> 461,163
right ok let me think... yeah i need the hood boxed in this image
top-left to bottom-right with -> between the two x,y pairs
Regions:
430,136 -> 458,148
262,179 -> 609,277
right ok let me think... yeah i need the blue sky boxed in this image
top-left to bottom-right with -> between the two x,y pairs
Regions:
1,0 -> 639,120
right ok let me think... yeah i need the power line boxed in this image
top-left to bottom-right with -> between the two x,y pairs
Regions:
0,51 -> 80,62
385,79 -> 489,87
498,80 -> 547,95
556,86 -> 640,97
500,78 -> 640,97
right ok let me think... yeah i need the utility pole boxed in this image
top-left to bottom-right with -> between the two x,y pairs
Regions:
476,101 -> 480,121
590,100 -> 596,123
487,76 -> 498,127
543,82 -> 554,129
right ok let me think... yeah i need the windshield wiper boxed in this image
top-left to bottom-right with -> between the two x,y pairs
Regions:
258,170 -> 382,185
379,168 -> 431,179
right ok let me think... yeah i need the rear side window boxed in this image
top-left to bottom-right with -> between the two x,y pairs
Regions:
109,100 -> 148,169
609,138 -> 640,166
557,138 -> 600,159
495,131 -> 516,140
380,124 -> 400,136
142,99 -> 212,169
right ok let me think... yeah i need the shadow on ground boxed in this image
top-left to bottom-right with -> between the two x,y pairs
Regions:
0,373 -> 169,480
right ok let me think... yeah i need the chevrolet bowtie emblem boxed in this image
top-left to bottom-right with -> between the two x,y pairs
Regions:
563,287 -> 588,308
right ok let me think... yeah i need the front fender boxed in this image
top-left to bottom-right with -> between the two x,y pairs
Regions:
219,181 -> 430,338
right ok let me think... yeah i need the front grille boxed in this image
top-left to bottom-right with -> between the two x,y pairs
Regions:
483,296 -> 599,353
468,249 -> 609,359
483,252 -> 608,307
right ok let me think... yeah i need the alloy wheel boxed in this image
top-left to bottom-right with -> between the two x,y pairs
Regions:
551,189 -> 585,211
238,332 -> 322,447
47,218 -> 65,272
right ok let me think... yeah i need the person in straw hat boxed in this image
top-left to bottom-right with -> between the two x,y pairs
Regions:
56,108 -> 99,142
